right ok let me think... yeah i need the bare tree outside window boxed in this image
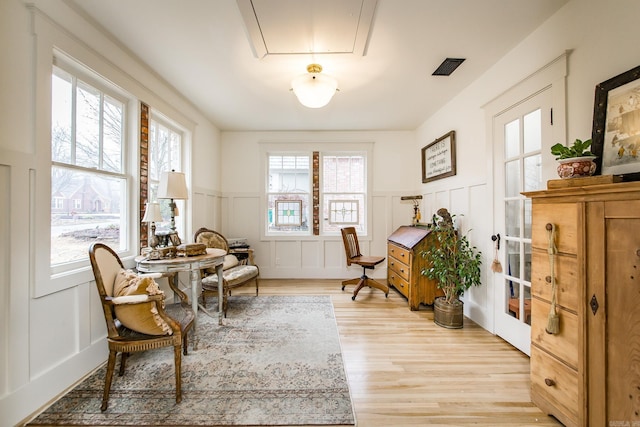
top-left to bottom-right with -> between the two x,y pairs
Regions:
51,64 -> 127,266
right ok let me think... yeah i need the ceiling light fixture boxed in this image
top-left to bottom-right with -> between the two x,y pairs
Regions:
291,64 -> 338,108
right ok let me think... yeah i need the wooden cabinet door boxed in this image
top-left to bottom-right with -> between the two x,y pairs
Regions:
587,200 -> 640,425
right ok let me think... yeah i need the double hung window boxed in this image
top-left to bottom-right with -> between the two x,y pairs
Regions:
50,62 -> 128,267
266,151 -> 367,235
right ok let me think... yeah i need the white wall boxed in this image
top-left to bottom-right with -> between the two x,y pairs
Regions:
415,0 -> 640,331
218,131 -> 418,278
2,0 -> 639,425
0,1 -> 221,425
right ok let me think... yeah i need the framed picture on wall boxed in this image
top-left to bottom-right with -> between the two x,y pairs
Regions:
591,64 -> 640,180
421,130 -> 457,183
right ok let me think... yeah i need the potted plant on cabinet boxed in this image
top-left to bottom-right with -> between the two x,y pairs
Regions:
421,208 -> 482,329
550,138 -> 597,179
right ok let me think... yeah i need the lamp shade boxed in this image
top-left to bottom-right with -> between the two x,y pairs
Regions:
142,202 -> 162,223
291,64 -> 338,109
157,170 -> 188,200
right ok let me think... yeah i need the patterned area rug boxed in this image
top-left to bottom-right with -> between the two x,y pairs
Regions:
27,296 -> 355,426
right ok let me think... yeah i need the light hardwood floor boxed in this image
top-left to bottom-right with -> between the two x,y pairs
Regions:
232,279 -> 562,427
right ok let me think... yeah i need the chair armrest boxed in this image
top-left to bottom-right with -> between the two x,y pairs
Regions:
138,272 -> 163,279
109,294 -> 164,305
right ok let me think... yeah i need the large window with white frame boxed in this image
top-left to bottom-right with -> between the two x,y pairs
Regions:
50,61 -> 129,267
267,155 -> 310,233
266,151 -> 367,235
322,154 -> 366,234
148,115 -> 184,236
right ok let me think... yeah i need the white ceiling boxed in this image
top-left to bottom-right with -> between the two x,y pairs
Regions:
65,0 -> 568,132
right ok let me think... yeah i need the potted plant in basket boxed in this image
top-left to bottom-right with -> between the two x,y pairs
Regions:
550,138 -> 597,179
421,208 -> 482,329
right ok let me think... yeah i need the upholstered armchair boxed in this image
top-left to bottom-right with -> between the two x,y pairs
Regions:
194,227 -> 259,317
88,243 -> 194,411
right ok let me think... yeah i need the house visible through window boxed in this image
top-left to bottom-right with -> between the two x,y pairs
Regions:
322,154 -> 366,233
51,62 -> 128,266
266,152 -> 367,235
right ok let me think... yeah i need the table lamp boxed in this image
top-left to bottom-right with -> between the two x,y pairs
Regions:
157,170 -> 188,235
142,201 -> 162,248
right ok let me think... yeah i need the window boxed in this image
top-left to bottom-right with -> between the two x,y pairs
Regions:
51,62 -> 128,266
266,151 -> 367,235
267,155 -> 309,233
322,154 -> 366,233
148,116 -> 184,235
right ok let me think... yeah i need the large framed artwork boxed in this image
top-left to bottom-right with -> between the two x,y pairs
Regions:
591,64 -> 640,180
421,130 -> 456,183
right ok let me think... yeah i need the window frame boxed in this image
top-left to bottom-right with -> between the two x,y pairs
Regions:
148,112 -> 186,238
49,53 -> 135,276
260,142 -> 373,239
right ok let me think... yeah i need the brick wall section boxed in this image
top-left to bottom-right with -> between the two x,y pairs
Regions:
139,102 -> 149,249
313,151 -> 319,235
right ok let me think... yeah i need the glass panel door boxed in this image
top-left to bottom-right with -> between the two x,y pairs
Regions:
493,90 -> 550,355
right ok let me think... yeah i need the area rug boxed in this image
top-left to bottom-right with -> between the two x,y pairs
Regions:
27,296 -> 356,426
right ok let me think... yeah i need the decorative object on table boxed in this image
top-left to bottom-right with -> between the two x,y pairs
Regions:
400,195 -> 423,226
26,296 -> 354,426
421,208 -> 482,328
155,229 -> 180,247
157,170 -> 188,237
141,201 -> 162,249
421,130 -> 456,183
490,233 -> 502,273
176,243 -> 207,257
551,138 -> 597,178
591,64 -> 640,180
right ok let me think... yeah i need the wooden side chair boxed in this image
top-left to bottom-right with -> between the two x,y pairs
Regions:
194,227 -> 259,317
88,242 -> 194,411
340,227 -> 389,300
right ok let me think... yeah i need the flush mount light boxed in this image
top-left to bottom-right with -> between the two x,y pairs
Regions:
291,64 -> 338,108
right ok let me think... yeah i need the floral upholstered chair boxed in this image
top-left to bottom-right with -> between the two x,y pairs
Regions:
194,227 -> 259,317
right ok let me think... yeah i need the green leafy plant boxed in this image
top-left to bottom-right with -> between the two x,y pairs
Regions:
550,138 -> 594,160
421,210 -> 482,306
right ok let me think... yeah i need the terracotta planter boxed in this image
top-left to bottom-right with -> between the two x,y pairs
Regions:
556,156 -> 596,179
433,297 -> 464,329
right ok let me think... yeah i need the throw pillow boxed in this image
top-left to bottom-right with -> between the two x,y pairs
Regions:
113,269 -> 172,336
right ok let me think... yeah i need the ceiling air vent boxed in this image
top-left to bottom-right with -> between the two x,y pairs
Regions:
432,58 -> 466,76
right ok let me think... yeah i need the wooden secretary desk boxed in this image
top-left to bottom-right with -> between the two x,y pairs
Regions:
524,180 -> 640,426
387,225 -> 443,310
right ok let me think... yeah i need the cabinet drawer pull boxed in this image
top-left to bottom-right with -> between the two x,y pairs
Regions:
545,275 -> 552,283
544,378 -> 555,387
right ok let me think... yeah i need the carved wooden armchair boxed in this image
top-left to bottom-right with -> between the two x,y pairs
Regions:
88,243 -> 194,411
194,227 -> 259,317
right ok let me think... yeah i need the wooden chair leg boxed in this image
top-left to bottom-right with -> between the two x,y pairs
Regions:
341,278 -> 360,291
182,332 -> 189,356
102,350 -> 117,411
119,352 -> 128,376
255,277 -> 259,296
174,345 -> 182,403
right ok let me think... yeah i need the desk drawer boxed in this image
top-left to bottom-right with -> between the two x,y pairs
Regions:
388,243 -> 411,265
388,256 -> 410,281
388,272 -> 409,298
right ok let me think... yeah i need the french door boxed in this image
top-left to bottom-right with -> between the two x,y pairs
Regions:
492,88 -> 552,355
